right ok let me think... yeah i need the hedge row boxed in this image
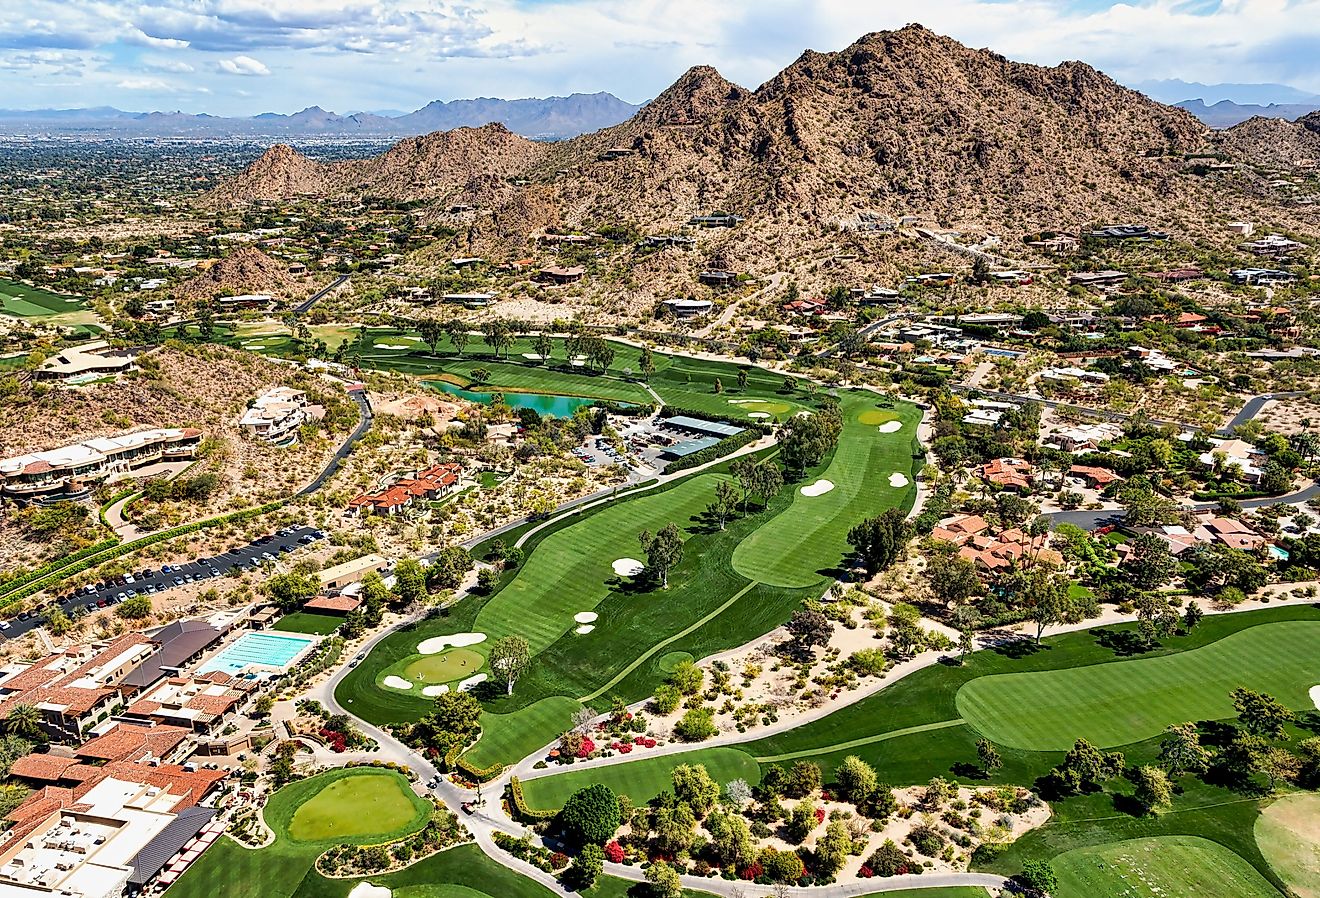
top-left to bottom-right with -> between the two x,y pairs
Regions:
0,501 -> 283,611
0,537 -> 122,600
507,776 -> 557,821
443,743 -> 505,782
663,428 -> 762,474
1190,489 -> 1276,502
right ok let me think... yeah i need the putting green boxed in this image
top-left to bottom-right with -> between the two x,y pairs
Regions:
731,394 -> 919,587
1256,793 -> 1320,897
402,648 -> 485,684
858,408 -> 900,425
957,621 -> 1320,750
287,771 -> 420,842
1052,836 -> 1278,898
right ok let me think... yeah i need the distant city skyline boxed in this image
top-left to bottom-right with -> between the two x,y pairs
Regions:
3,0 -> 1319,116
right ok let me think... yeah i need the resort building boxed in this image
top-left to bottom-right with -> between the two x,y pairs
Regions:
0,760 -> 224,898
0,429 -> 203,503
319,554 -> 393,591
347,462 -> 462,517
238,387 -> 324,445
0,636 -> 158,743
35,342 -> 141,384
121,674 -> 255,735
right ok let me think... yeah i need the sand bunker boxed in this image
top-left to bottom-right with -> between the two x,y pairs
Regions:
1311,685 -> 1320,709
417,633 -> 486,654
575,625 -> 595,634
888,472 -> 910,487
347,884 -> 391,898
521,353 -> 546,360
375,343 -> 412,350
748,412 -> 771,419
457,674 -> 487,691
383,676 -> 413,690
728,399 -> 757,405
877,420 -> 903,433
611,558 -> 645,577
422,685 -> 450,697
574,612 -> 599,624
800,479 -> 835,497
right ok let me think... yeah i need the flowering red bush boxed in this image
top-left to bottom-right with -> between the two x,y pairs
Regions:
859,865 -> 874,879
814,808 -> 826,824
619,743 -> 633,753
550,852 -> 570,870
820,790 -> 833,801
577,737 -> 596,758
739,863 -> 763,880
604,841 -> 624,863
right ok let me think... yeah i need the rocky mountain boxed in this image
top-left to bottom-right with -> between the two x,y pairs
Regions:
175,246 -> 302,302
204,123 -> 545,206
0,93 -> 639,140
1178,99 -> 1320,128
1213,112 -> 1320,167
208,25 -> 1222,249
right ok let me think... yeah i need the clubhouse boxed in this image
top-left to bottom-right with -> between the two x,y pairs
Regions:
658,416 -> 745,460
0,428 -> 203,503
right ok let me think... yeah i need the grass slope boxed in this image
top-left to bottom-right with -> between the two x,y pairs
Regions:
731,394 -> 920,588
1255,793 -> 1320,898
1052,835 -> 1282,898
287,770 -> 421,841
956,620 -> 1320,750
519,747 -> 761,811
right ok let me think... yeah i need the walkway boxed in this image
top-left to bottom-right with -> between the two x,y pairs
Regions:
297,387 -> 373,496
293,274 -> 350,315
693,272 -> 786,338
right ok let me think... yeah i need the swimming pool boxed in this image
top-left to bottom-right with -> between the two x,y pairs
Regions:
197,632 -> 317,675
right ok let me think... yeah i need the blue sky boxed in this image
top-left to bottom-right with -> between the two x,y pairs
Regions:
2,0 -> 1318,114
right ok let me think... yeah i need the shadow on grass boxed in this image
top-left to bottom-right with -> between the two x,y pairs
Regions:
1093,627 -> 1160,657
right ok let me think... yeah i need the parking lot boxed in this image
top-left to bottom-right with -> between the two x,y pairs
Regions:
1,525 -> 325,640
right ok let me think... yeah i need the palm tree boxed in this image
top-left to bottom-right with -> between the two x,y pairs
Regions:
4,704 -> 42,740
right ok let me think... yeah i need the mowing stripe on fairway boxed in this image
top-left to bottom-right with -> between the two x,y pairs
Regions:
1051,835 -> 1279,898
957,620 -> 1320,751
731,394 -> 919,588
752,718 -> 965,763
578,579 -> 759,702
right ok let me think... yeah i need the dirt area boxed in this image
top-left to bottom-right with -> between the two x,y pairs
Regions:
1251,398 -> 1320,436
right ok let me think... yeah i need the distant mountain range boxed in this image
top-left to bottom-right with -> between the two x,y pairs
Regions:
1175,98 -> 1320,128
1133,79 -> 1320,106
0,93 -> 642,141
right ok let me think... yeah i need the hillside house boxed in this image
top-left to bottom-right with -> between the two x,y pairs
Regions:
0,428 -> 202,503
699,270 -> 738,289
979,458 -> 1033,492
663,298 -> 713,319
238,387 -> 323,445
347,462 -> 462,517
538,266 -> 585,285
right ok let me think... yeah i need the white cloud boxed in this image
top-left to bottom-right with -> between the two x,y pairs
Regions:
116,76 -> 174,90
216,54 -> 271,75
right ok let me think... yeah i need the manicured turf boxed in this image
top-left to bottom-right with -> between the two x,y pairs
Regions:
1051,836 -> 1281,898
956,620 -> 1320,750
0,278 -> 88,317
519,747 -> 761,811
167,768 -> 431,898
731,393 -> 920,587
273,612 -> 345,635
472,474 -> 725,654
287,770 -> 421,841
402,648 -> 485,684
1255,793 -> 1320,897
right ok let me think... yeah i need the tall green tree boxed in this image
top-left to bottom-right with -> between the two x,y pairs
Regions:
707,479 -> 739,530
639,522 -> 684,586
847,508 -> 909,575
488,635 -> 531,695
1232,687 -> 1295,738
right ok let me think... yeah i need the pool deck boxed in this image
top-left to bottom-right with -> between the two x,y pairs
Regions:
195,630 -> 320,677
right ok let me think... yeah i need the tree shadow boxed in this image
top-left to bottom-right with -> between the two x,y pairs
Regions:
1111,792 -> 1148,818
1198,719 -> 1239,749
1297,710 -> 1320,735
989,638 -> 1046,659
1093,628 -> 1158,657
950,761 -> 990,781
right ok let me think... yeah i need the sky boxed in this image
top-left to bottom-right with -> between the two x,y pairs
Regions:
2,0 -> 1319,115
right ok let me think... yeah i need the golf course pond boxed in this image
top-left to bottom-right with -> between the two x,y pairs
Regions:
425,380 -> 608,418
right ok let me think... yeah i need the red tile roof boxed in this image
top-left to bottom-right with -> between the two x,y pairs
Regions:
305,594 -> 360,612
76,722 -> 190,762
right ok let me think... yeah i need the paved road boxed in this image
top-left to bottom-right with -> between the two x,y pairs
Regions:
297,387 -> 373,496
1221,391 -> 1305,433
1045,478 -> 1320,529
1,526 -> 325,641
293,274 -> 349,315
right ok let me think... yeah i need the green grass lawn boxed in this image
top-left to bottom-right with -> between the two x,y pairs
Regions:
287,770 -> 422,841
167,768 -> 431,898
0,278 -> 88,317
730,393 -> 920,587
519,747 -> 761,811
401,648 -> 485,684
1052,836 -> 1282,898
273,612 -> 345,635
1255,793 -> 1320,897
956,620 -> 1320,750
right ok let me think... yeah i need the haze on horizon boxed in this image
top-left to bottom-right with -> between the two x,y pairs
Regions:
3,0 -> 1319,116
